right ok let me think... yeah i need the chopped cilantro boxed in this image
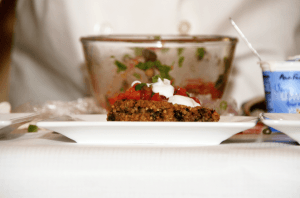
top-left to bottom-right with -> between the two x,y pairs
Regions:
120,87 -> 124,92
28,124 -> 38,132
186,92 -> 190,97
196,48 -> 206,60
178,56 -> 184,68
156,62 -> 172,80
133,47 -> 143,56
152,74 -> 163,83
177,48 -> 184,56
136,60 -> 173,81
161,48 -> 170,53
135,61 -> 156,71
135,83 -> 147,91
219,101 -> 228,110
110,55 -> 115,58
154,35 -> 161,40
123,54 -> 132,60
115,60 -> 127,73
133,73 -> 141,79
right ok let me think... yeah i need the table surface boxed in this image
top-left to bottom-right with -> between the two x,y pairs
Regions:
1,129 -> 300,198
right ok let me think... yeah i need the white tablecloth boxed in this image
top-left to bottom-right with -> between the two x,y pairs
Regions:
1,131 -> 300,198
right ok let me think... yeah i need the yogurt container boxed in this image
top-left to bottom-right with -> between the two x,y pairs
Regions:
261,61 -> 300,113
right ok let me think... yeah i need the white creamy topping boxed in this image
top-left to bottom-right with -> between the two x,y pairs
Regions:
168,95 -> 200,107
131,78 -> 201,107
131,80 -> 151,87
131,80 -> 142,87
151,78 -> 174,98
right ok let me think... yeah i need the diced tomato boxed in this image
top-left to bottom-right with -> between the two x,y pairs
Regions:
175,87 -> 188,96
185,84 -> 200,90
198,82 -> 222,99
150,93 -> 162,101
141,87 -> 152,100
185,81 -> 222,99
108,96 -> 118,105
117,93 -> 127,100
191,97 -> 201,105
127,91 -> 141,100
127,87 -> 136,94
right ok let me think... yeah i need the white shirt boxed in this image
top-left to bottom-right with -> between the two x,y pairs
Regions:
9,0 -> 300,109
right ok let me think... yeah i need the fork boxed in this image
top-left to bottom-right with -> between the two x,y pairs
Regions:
0,113 -> 43,139
0,113 -> 81,139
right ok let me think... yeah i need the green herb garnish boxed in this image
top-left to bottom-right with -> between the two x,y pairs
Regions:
156,62 -> 172,80
186,92 -> 190,97
196,47 -> 206,60
135,61 -> 156,71
161,48 -> 170,53
133,73 -> 141,79
123,54 -> 132,60
152,74 -> 163,83
154,35 -> 161,40
135,60 -> 173,81
120,87 -> 124,92
135,83 -> 147,91
177,48 -> 184,56
219,101 -> 228,110
115,60 -> 127,73
28,125 -> 38,132
178,56 -> 184,68
133,47 -> 143,56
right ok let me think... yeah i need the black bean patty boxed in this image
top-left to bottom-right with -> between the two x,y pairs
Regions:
107,99 -> 220,122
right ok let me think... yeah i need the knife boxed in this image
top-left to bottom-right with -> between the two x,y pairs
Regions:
0,114 -> 82,139
0,113 -> 42,139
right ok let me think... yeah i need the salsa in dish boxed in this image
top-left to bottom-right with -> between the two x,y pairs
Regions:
107,76 -> 220,122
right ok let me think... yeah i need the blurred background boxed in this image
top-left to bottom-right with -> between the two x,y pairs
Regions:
1,0 -> 300,114
0,0 -> 16,102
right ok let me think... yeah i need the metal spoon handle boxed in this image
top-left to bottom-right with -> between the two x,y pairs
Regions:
230,18 -> 262,62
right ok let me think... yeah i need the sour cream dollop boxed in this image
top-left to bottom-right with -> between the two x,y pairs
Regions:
168,95 -> 200,107
131,80 -> 151,87
131,80 -> 142,87
151,78 -> 174,98
130,78 -> 201,107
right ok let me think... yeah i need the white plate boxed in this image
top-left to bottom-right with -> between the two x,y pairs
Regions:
0,113 -> 34,129
37,115 -> 257,146
260,113 -> 300,144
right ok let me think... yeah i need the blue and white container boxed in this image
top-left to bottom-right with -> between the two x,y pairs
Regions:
261,61 -> 300,113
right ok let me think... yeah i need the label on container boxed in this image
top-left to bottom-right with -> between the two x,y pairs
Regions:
263,71 -> 300,113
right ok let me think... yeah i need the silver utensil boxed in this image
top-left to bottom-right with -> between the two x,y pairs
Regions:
230,17 -> 262,62
0,114 -> 81,139
0,113 -> 41,139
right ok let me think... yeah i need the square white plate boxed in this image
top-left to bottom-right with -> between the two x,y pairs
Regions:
37,115 -> 257,146
260,113 -> 300,144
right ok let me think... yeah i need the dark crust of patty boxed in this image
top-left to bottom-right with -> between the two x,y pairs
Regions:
107,99 -> 220,122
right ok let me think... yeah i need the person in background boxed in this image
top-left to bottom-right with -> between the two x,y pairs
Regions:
0,0 -> 16,103
7,0 -> 300,110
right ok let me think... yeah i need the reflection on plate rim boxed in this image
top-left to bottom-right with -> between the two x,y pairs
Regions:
37,115 -> 258,127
